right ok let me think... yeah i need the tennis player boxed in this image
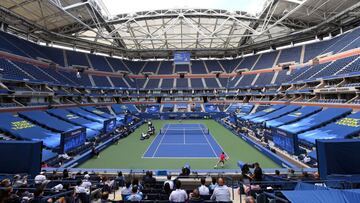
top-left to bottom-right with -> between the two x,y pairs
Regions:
214,152 -> 228,168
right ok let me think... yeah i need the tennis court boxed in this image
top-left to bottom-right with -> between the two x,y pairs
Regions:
143,124 -> 225,158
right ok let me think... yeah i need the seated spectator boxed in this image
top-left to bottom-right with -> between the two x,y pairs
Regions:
198,177 -> 209,196
143,171 -> 156,187
75,179 -> 90,195
210,178 -> 230,202
164,175 -> 174,190
131,178 -> 143,192
34,171 -> 48,186
274,170 -> 281,177
121,181 -> 132,200
245,196 -> 256,203
126,186 -> 143,201
169,180 -> 188,202
12,174 -> 28,188
81,174 -> 92,189
30,188 -> 49,203
163,183 -> 172,199
208,177 -> 218,194
189,189 -> 203,203
251,162 -> 263,182
101,192 -> 111,203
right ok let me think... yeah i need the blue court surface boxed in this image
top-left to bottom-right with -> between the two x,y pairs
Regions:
143,124 -> 225,158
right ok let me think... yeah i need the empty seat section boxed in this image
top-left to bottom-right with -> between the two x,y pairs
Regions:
107,58 -> 130,72
123,60 -> 144,74
219,58 -> 242,72
14,62 -> 57,83
274,70 -> 291,84
161,79 -> 174,89
42,68 -> 77,85
310,56 -> 357,79
204,78 -> 219,88
110,77 -> 128,88
0,113 -> 60,148
254,72 -> 274,86
81,106 -> 123,127
250,105 -> 301,124
18,110 -> 99,139
158,61 -> 173,74
277,46 -> 301,64
38,46 -> 65,67
92,75 -> 111,87
303,38 -> 338,62
0,59 -> 33,80
292,63 -> 330,82
60,71 -> 92,86
239,105 -> 285,121
0,32 -> 29,57
328,28 -> 360,53
88,54 -> 113,72
123,77 -> 136,87
136,79 -> 147,89
252,51 -> 278,70
142,61 -> 159,73
276,108 -> 352,136
218,78 -> 228,88
174,64 -> 189,72
266,106 -> 322,128
205,60 -> 223,72
66,50 -> 89,66
47,109 -> 104,133
227,76 -> 241,88
190,78 -> 204,89
298,111 -> 360,145
237,55 -> 259,70
145,79 -> 160,89
176,78 -> 188,88
336,56 -> 360,75
112,104 -> 139,114
237,74 -> 256,87
191,61 -> 207,74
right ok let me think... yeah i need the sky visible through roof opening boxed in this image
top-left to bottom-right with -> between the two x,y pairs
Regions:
101,0 -> 267,17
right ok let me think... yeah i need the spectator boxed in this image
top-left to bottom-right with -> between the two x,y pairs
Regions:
131,178 -> 143,192
101,192 -> 110,203
251,162 -> 263,182
208,177 -> 218,193
163,183 -> 172,199
164,175 -> 174,190
245,196 -> 256,203
115,172 -> 125,188
75,179 -> 89,195
29,188 -> 48,203
12,175 -> 27,188
210,178 -> 230,202
198,177 -> 209,196
62,169 -> 69,179
142,171 -> 156,187
34,171 -> 48,185
169,180 -> 188,202
81,174 -> 92,189
121,181 -> 132,200
274,170 -> 281,177
189,189 -> 203,203
126,186 -> 143,201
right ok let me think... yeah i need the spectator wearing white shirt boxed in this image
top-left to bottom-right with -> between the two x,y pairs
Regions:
164,175 -> 174,190
81,174 -> 92,189
198,177 -> 209,196
121,181 -> 132,200
34,171 -> 48,185
210,178 -> 231,202
169,180 -> 188,202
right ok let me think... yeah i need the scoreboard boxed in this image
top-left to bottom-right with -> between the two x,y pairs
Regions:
174,52 -> 190,65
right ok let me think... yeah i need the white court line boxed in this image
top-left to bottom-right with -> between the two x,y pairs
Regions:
160,143 -> 209,146
199,124 -> 218,158
152,125 -> 169,158
142,128 -> 164,158
202,124 -> 231,160
142,156 -> 218,159
183,128 -> 186,144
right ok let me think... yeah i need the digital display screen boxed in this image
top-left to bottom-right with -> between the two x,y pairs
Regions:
272,129 -> 299,155
174,52 -> 191,64
61,128 -> 86,153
